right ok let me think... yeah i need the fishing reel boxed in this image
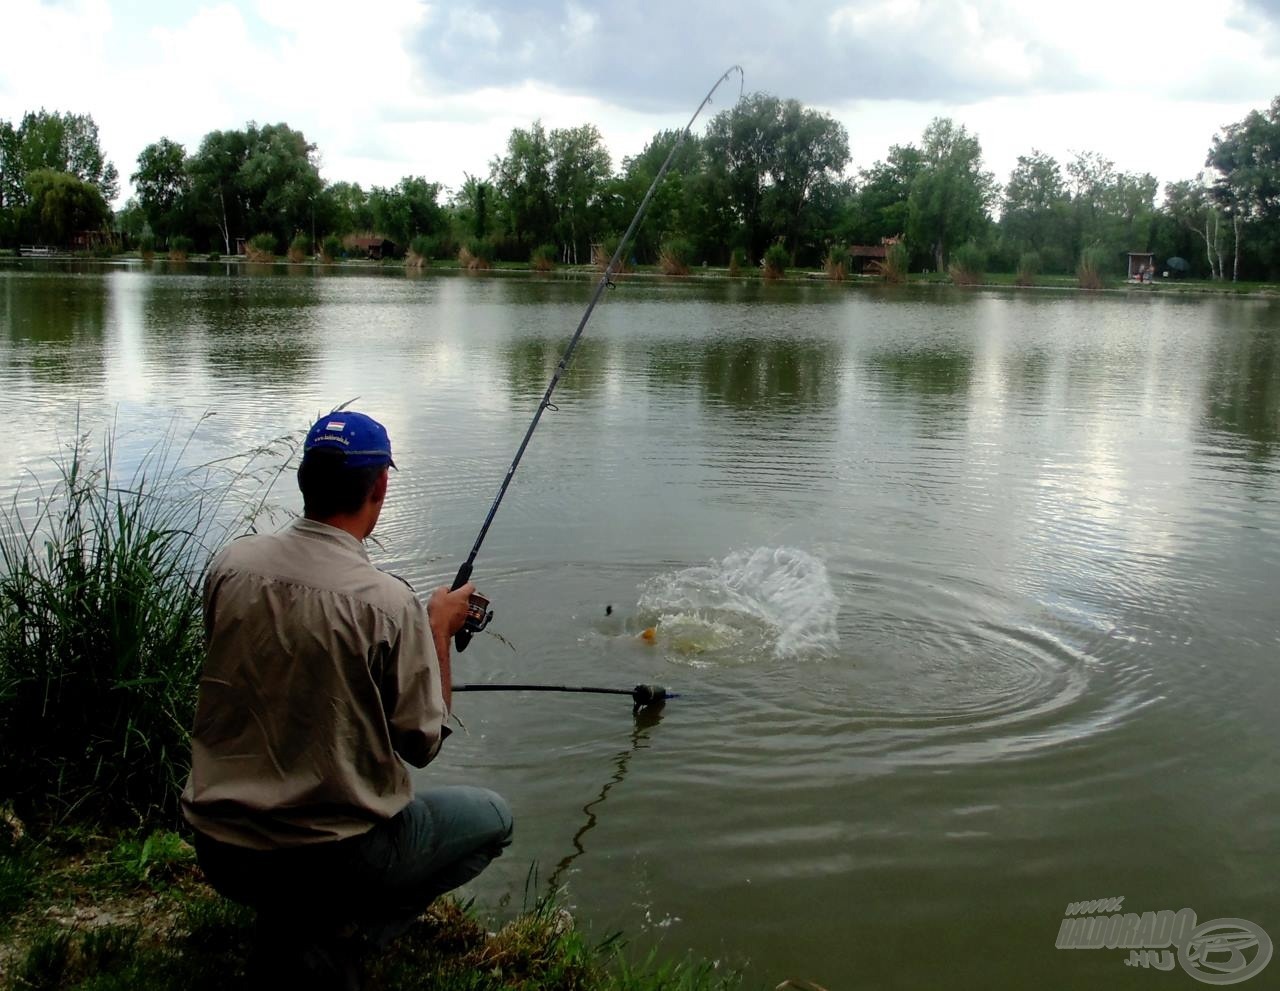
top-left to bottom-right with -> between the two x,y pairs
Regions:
453,590 -> 493,653
463,591 -> 494,636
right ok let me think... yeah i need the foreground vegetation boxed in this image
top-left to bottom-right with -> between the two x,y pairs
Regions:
0,423 -> 740,989
0,823 -> 737,991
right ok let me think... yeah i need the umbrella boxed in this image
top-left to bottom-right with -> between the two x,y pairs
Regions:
1166,257 -> 1190,272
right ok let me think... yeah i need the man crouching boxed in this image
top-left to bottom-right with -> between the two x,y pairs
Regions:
182,410 -> 512,989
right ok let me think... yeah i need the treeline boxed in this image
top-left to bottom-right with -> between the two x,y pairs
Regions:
2,94 -> 1279,280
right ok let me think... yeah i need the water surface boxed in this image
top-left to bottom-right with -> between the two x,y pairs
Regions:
3,262 -> 1278,988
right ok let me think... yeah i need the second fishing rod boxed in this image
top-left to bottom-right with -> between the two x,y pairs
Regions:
447,66 -> 745,679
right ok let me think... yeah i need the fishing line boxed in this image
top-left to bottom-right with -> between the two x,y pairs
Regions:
449,65 -> 746,656
545,704 -> 663,892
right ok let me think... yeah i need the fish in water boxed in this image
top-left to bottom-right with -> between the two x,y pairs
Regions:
639,626 -> 657,642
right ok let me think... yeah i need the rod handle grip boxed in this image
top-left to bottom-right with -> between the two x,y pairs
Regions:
451,561 -> 474,652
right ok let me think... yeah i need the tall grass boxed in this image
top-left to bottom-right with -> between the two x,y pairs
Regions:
727,247 -> 748,277
167,237 -> 193,262
458,238 -> 493,271
320,234 -> 342,263
0,418 -> 296,825
869,241 -> 909,283
823,246 -> 850,282
244,233 -> 276,263
658,238 -> 694,276
530,243 -> 556,272
287,233 -> 310,264
1016,251 -> 1042,287
948,241 -> 986,286
762,243 -> 789,280
1077,246 -> 1111,290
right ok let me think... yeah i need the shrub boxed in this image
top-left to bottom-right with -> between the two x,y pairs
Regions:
658,237 -> 694,276
530,243 -> 556,272
407,235 -> 437,271
320,234 -> 342,263
1016,251 -> 1042,287
0,418 -> 293,824
824,246 -> 851,281
1078,246 -> 1111,290
168,235 -> 193,261
762,243 -> 789,280
728,247 -> 748,277
206,250 -> 221,262
948,241 -> 987,286
138,234 -> 155,261
458,238 -> 493,271
245,233 -> 276,262
286,233 -> 310,263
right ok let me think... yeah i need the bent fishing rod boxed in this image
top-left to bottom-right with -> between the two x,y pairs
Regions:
453,682 -> 677,715
449,65 -> 745,655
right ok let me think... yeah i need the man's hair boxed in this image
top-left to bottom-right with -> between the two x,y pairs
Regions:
297,448 -> 385,518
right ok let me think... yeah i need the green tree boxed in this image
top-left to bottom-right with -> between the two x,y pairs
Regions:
368,176 -> 446,246
237,122 -> 322,247
613,129 -> 723,263
907,118 -> 997,272
131,138 -> 190,247
1000,149 -> 1070,270
1065,151 -> 1157,268
1206,96 -> 1280,281
319,181 -> 372,236
114,197 -> 147,245
490,121 -> 555,251
704,93 -> 850,260
841,144 -> 924,249
762,97 -> 850,257
453,173 -> 491,240
1164,176 -> 1228,279
188,128 -> 249,255
185,122 -> 322,253
549,123 -> 611,264
6,110 -> 118,203
21,168 -> 110,244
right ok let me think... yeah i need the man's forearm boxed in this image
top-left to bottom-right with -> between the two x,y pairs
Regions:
433,626 -> 453,711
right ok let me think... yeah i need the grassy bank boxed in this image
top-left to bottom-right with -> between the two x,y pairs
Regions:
0,823 -> 737,991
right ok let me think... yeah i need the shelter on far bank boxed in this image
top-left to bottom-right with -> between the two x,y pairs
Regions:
1128,252 -> 1155,282
849,235 -> 903,275
345,235 -> 398,260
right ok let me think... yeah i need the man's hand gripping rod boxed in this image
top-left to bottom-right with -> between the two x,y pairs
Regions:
450,65 -> 745,652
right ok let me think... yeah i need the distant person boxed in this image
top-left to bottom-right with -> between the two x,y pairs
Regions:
182,410 -> 512,990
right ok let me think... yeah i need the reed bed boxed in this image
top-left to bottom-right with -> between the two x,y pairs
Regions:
0,417 -> 297,825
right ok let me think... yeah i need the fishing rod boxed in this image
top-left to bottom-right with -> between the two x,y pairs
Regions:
453,682 -> 677,714
450,65 -> 746,652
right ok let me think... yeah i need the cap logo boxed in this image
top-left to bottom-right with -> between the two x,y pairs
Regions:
326,420 -> 345,430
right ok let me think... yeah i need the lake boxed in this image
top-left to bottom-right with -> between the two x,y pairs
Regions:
2,261 -> 1277,988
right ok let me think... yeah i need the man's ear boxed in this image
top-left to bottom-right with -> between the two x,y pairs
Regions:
370,467 -> 390,506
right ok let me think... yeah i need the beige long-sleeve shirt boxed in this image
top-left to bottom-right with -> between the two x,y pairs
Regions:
181,518 -> 447,849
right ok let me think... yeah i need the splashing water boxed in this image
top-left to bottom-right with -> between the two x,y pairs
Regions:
637,547 -> 839,662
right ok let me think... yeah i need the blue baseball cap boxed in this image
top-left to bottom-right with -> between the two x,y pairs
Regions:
304,411 -> 396,469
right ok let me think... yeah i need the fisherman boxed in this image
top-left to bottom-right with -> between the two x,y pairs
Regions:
181,410 -> 512,989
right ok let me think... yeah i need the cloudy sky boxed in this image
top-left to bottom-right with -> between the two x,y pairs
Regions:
4,0 -> 1279,207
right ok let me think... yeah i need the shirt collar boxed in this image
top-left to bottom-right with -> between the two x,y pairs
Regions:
291,517 -> 372,562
